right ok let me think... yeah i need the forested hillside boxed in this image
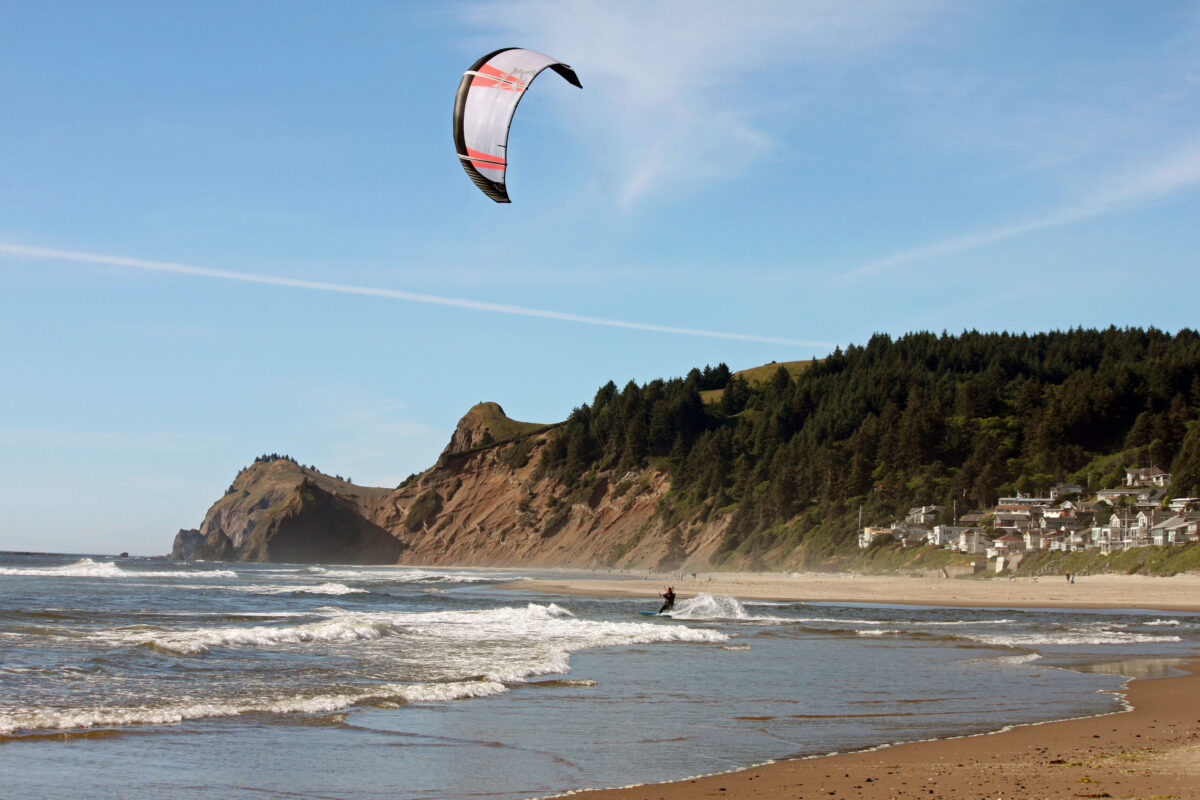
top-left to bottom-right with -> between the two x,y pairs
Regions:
539,328 -> 1200,567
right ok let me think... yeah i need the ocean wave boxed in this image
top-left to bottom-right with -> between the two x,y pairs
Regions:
308,567 -> 523,584
399,602 -> 729,684
0,558 -> 236,580
960,652 -> 1042,667
4,601 -> 730,736
792,615 -> 1015,627
95,602 -> 725,664
145,617 -> 390,654
973,630 -> 1183,647
0,679 -> 508,737
242,583 -> 369,596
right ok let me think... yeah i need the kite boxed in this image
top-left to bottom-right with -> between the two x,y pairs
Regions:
452,48 -> 582,203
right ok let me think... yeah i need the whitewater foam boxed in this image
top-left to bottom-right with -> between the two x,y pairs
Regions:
0,679 -> 509,736
245,582 -> 368,596
974,630 -> 1183,647
0,558 -> 237,579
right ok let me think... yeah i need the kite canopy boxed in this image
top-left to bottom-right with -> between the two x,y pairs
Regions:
453,48 -> 582,203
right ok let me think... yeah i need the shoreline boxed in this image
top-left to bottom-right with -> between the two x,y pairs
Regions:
505,570 -> 1200,612
554,661 -> 1200,799
509,571 -> 1200,799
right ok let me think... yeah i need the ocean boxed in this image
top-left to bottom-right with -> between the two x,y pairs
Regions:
1,552 -> 1197,799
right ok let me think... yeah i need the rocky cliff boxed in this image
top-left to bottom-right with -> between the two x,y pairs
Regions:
175,405 -> 725,569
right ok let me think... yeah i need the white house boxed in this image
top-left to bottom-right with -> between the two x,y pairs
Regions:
930,525 -> 970,548
905,506 -> 943,525
1126,466 -> 1171,487
1097,487 -> 1155,505
986,533 -> 1025,560
858,526 -> 891,549
998,494 -> 1054,507
957,528 -> 993,555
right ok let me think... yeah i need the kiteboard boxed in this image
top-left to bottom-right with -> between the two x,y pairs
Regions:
638,611 -> 671,618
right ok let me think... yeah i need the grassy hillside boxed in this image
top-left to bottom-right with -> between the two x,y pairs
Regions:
701,360 -> 817,404
471,401 -> 551,443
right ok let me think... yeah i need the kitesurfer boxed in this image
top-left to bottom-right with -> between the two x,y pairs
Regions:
658,586 -> 676,614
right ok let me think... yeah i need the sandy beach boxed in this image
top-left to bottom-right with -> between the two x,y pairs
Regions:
510,570 -> 1200,612
509,571 -> 1200,799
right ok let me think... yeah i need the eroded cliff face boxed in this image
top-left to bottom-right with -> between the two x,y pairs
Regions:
178,406 -> 725,569
242,482 -> 402,564
370,435 -> 725,569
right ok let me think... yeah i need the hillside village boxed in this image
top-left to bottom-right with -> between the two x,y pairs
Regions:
860,466 -> 1200,572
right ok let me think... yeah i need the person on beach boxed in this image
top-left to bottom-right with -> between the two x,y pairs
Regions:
659,586 -> 676,614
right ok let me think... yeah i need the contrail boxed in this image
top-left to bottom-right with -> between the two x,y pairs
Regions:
0,242 -> 832,348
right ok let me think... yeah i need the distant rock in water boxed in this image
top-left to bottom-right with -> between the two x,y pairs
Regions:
171,529 -> 205,560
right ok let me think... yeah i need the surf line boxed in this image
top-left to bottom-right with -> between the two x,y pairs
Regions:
0,242 -> 831,348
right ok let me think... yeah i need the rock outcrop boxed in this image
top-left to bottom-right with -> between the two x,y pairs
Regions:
178,405 -> 723,569
171,528 -> 204,560
238,480 -> 402,564
440,402 -> 503,457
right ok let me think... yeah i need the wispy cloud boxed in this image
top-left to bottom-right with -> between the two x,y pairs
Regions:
0,242 -> 833,348
841,139 -> 1200,281
461,0 -> 942,205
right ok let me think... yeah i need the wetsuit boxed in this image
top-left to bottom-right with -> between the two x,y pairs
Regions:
658,590 -> 676,614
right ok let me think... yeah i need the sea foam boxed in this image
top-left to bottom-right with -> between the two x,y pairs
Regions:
0,679 -> 508,736
0,558 -> 236,579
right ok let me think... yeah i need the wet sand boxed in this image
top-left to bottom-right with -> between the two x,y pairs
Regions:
562,661 -> 1200,800
509,572 -> 1200,799
510,570 -> 1200,612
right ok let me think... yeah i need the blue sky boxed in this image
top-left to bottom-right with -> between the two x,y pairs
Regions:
3,1 -> 1199,555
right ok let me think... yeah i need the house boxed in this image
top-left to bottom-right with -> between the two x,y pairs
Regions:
1169,497 -> 1200,513
858,526 -> 892,549
1065,529 -> 1093,551
1126,466 -> 1171,487
1022,529 -> 1044,551
956,528 -> 993,555
1093,507 -> 1154,552
1041,531 -> 1067,551
888,522 -> 930,548
1132,509 -> 1174,547
905,506 -> 943,525
1097,487 -> 1156,505
987,533 -> 1026,560
1050,483 -> 1085,500
930,525 -> 970,548
1150,514 -> 1200,546
992,504 -> 1039,531
998,494 -> 1054,508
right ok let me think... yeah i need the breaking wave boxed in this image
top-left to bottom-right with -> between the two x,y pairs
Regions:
244,583 -> 368,596
0,680 -> 507,737
0,558 -> 236,579
973,630 -> 1182,647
